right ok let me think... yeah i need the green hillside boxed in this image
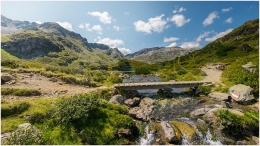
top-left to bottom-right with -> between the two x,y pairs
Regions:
156,18 -> 259,94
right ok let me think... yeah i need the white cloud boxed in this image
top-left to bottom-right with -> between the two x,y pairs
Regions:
196,31 -> 211,42
87,11 -> 113,24
91,25 -> 102,34
168,14 -> 191,27
134,14 -> 168,34
222,7 -> 233,12
178,7 -> 186,13
203,11 -> 219,26
96,37 -> 124,48
173,10 -> 177,13
79,23 -> 84,29
85,23 -> 92,31
205,28 -> 233,42
225,17 -> 233,23
164,37 -> 179,43
118,47 -> 131,55
56,21 -> 73,31
180,41 -> 201,49
113,25 -> 120,31
36,21 -> 42,24
124,12 -> 129,15
167,42 -> 177,47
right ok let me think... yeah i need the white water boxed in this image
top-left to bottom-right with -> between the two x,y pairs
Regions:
204,129 -> 222,145
139,125 -> 155,145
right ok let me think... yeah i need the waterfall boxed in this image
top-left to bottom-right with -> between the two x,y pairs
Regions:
139,125 -> 155,145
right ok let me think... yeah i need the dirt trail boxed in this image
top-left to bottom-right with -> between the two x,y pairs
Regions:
201,66 -> 223,83
1,72 -> 107,100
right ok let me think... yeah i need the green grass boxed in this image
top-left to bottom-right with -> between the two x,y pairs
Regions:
2,88 -> 41,96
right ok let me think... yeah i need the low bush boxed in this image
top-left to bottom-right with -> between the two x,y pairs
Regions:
1,88 -> 41,96
1,102 -> 30,117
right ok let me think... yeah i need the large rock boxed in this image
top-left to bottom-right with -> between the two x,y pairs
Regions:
208,92 -> 228,101
109,95 -> 125,104
128,97 -> 154,121
124,97 -> 140,107
1,73 -> 14,82
160,121 -> 179,144
190,108 -> 212,118
228,84 -> 255,104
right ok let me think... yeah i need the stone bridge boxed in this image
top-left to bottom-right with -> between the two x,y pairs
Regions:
114,81 -> 211,90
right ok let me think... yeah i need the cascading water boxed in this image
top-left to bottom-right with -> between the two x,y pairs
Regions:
139,125 -> 155,145
203,129 -> 222,145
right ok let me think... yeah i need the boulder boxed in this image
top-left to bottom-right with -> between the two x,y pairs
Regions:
252,136 -> 259,145
109,95 -> 125,104
208,92 -> 228,101
117,128 -> 132,138
129,107 -> 147,121
197,118 -> 206,127
190,108 -> 212,118
139,97 -> 154,109
124,97 -> 140,107
160,121 -> 179,144
228,84 -> 255,104
1,73 -> 14,82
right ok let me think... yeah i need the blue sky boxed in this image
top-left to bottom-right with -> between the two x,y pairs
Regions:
1,1 -> 259,55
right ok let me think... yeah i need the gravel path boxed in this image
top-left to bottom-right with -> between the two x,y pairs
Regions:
201,66 -> 223,83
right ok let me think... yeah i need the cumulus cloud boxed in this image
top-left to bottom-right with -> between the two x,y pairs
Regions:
79,24 -> 84,29
180,41 -> 201,49
205,28 -> 233,42
172,7 -> 186,13
164,37 -> 179,43
113,25 -> 120,31
56,21 -> 73,31
225,17 -> 233,23
78,23 -> 102,34
222,7 -> 233,12
196,31 -> 211,42
203,11 -> 219,26
124,12 -> 129,15
168,14 -> 191,27
91,25 -> 102,34
134,14 -> 168,34
118,47 -> 131,55
87,11 -> 113,24
96,37 -> 124,48
167,42 -> 177,47
36,21 -> 42,24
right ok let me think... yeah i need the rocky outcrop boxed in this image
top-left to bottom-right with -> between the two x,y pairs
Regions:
117,128 -> 132,138
208,92 -> 228,101
240,44 -> 252,52
160,121 -> 179,144
228,84 -> 255,104
109,95 -> 125,104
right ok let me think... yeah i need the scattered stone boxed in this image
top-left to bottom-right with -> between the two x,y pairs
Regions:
60,90 -> 68,94
228,84 -> 255,104
109,95 -> 125,104
252,136 -> 259,145
242,62 -> 255,73
220,101 -> 232,108
117,128 -> 132,138
1,73 -> 15,82
58,82 -> 63,85
190,108 -> 212,118
237,140 -> 247,145
49,77 -> 58,82
160,121 -> 179,144
124,97 -> 140,107
197,118 -> 206,127
139,97 -> 154,109
208,92 -> 228,101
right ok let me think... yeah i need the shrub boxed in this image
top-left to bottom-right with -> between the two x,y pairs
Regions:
199,85 -> 211,95
1,102 -> 30,117
218,110 -> 259,137
1,60 -> 19,68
